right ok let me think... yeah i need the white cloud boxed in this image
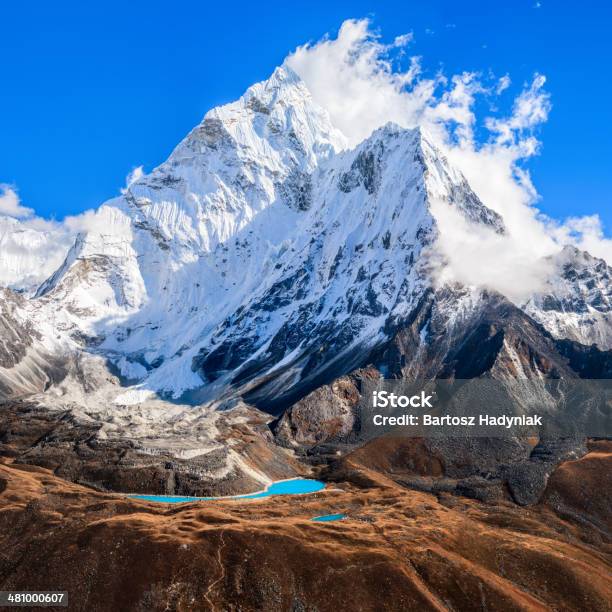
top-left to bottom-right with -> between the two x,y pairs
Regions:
63,208 -> 103,234
426,72 -> 485,143
393,33 -> 413,47
0,188 -> 73,290
547,215 -> 612,264
496,74 -> 511,94
0,192 -> 133,291
0,183 -> 118,291
286,18 -> 610,299
286,19 -> 435,147
0,185 -> 35,218
486,74 -> 551,146
0,183 -> 105,237
122,165 -> 144,193
429,198 -> 555,302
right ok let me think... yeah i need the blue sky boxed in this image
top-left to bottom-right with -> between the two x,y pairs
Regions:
1,1 -> 610,232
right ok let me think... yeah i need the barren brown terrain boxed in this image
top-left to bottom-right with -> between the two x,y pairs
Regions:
0,441 -> 610,611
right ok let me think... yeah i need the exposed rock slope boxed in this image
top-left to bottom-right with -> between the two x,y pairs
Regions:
0,444 -> 609,612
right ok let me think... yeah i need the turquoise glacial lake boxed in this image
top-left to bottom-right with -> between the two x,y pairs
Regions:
311,513 -> 346,522
131,478 -> 325,504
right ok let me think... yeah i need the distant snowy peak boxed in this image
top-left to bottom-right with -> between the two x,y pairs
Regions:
0,216 -> 71,293
523,245 -> 612,348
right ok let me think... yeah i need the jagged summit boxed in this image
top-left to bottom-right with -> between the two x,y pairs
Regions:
166,63 -> 346,169
229,63 -> 316,117
523,244 -> 612,348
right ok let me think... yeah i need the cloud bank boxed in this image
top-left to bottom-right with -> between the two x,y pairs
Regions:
0,184 -> 35,218
287,18 -> 611,299
0,186 -> 73,290
0,165 -> 150,290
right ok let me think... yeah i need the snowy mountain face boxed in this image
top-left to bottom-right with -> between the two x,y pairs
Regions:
1,66 -> 610,410
27,66 -> 505,407
192,125 -> 505,409
0,216 -> 71,293
522,246 -> 612,349
0,287 -> 68,398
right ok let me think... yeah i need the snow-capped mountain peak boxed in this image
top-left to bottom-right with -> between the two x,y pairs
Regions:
523,245 -> 611,348
165,63 -> 346,179
1,65 -> 609,408
27,68 -> 505,405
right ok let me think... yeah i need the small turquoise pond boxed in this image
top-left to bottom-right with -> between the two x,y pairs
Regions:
130,478 -> 325,504
311,513 -> 346,522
